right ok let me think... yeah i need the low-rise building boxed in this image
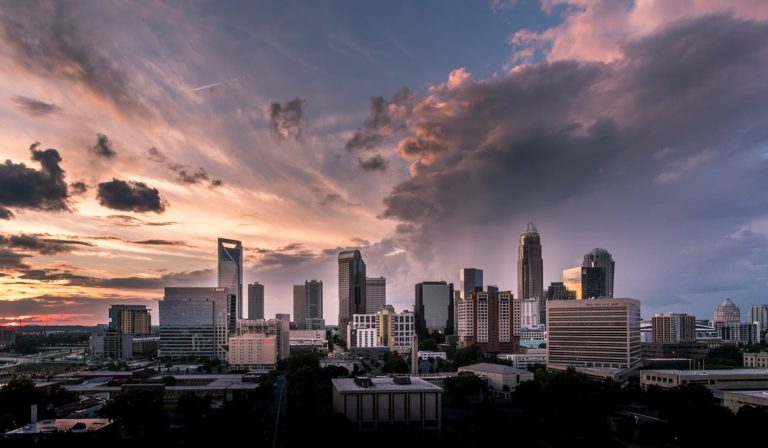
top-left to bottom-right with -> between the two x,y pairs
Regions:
457,363 -> 533,397
228,334 -> 277,370
4,418 -> 113,441
417,351 -> 447,360
498,352 -> 547,369
640,369 -> 768,391
331,376 -> 442,432
744,352 -> 768,368
347,308 -> 415,354
289,330 -> 328,353
723,390 -> 768,413
641,342 -> 709,362
716,322 -> 758,345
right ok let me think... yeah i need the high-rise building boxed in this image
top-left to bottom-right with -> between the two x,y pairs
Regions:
748,304 -> 768,335
347,308 -> 415,354
92,305 -> 155,360
581,266 -> 606,299
547,298 -> 641,370
366,276 -> 386,313
108,304 -> 151,334
228,334 -> 277,370
716,322 -> 758,345
546,282 -> 575,300
247,282 -> 264,320
160,287 -> 236,360
714,298 -> 741,323
305,279 -> 323,321
293,284 -> 306,330
518,222 -> 544,323
458,268 -> 483,337
415,281 -> 454,335
651,313 -> 696,343
457,290 -> 518,353
583,248 -> 615,298
520,298 -> 540,329
562,267 -> 582,300
237,318 -> 290,360
218,238 -> 243,319
338,250 -> 366,338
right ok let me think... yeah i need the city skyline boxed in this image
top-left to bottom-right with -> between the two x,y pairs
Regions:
3,1 -> 768,326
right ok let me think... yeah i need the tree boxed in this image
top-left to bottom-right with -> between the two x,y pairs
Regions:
0,378 -> 45,430
99,389 -> 168,436
381,351 -> 409,373
161,376 -> 176,386
445,372 -> 488,405
453,345 -> 484,367
177,394 -> 211,425
419,338 -> 438,351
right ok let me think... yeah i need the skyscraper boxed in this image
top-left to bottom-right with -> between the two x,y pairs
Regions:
748,304 -> 768,335
583,248 -> 615,298
108,304 -> 151,334
305,279 -> 323,321
218,238 -> 243,319
247,282 -> 264,320
415,281 -> 454,335
293,284 -> 306,330
366,276 -> 386,313
581,266 -> 605,299
714,298 -> 741,323
562,267 -> 582,300
460,268 -> 483,300
456,290 -> 518,353
518,222 -> 544,322
651,313 -> 696,343
546,282 -> 575,300
338,250 -> 366,339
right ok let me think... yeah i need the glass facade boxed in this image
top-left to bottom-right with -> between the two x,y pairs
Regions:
218,238 -> 243,318
415,281 -> 454,335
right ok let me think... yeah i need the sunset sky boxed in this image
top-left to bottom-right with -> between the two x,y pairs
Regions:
2,0 -> 768,326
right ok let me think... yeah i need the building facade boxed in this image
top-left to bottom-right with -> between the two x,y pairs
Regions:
714,298 -> 741,323
247,282 -> 264,320
744,352 -> 768,368
366,276 -> 386,314
716,321 -> 758,345
651,313 -> 696,343
546,282 -> 575,301
748,304 -> 768,335
415,281 -> 454,335
218,238 -> 243,319
338,250 -> 366,339
293,284 -> 306,330
520,298 -> 540,329
580,266 -> 606,300
347,309 -> 416,354
582,248 -> 615,298
547,298 -> 641,370
305,279 -> 323,322
562,267 -> 582,300
228,334 -> 277,370
236,318 -> 290,360
518,222 -> 544,323
457,290 -> 518,353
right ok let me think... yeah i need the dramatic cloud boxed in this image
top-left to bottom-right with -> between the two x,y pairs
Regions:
358,154 -> 388,171
69,181 -> 88,195
0,142 -> 70,218
96,178 -> 167,213
345,87 -> 416,152
0,295 -> 157,325
10,95 -> 61,117
0,233 -> 93,255
0,248 -> 30,269
269,97 -> 306,140
146,147 -> 222,187
89,133 -> 116,158
105,215 -> 176,227
131,239 -> 193,247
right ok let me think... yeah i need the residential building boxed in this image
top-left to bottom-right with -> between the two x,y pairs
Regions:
159,287 -> 236,360
108,305 -> 151,334
305,318 -> 326,330
228,334 -> 277,370
91,304 -> 154,360
547,298 -> 641,370
518,222 -> 544,322
458,363 -> 533,396
247,282 -> 264,320
289,330 -> 328,353
415,281 -> 454,335
293,284 -> 306,330
366,276 -> 386,313
236,318 -> 290,360
331,377 -> 443,432
347,308 -> 416,354
714,298 -> 741,323
651,313 -> 696,343
744,352 -> 768,368
457,290 -> 518,353
458,268 -> 483,335
582,248 -> 615,298
520,298 -> 540,329
218,238 -> 243,319
339,250 -> 366,338
716,321 -> 758,345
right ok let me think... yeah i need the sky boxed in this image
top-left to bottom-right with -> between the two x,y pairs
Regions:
2,0 -> 768,326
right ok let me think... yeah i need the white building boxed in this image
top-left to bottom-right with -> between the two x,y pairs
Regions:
228,334 -> 277,370
457,363 -> 533,397
418,351 -> 447,360
744,352 -> 768,368
331,376 -> 442,432
641,369 -> 768,391
347,308 -> 415,354
236,318 -> 289,360
289,330 -> 328,353
723,390 -> 768,413
520,298 -> 540,329
498,352 -> 547,370
716,321 -> 758,345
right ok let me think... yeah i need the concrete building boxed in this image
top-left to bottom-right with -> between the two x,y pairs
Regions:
723,390 -> 768,413
457,290 -> 518,353
293,284 -> 306,330
289,329 -> 328,353
159,287 -> 236,360
547,298 -> 641,370
228,334 -> 277,370
651,313 -> 696,343
339,250 -> 366,339
744,352 -> 768,368
331,376 -> 443,432
497,352 -> 548,370
366,276 -> 386,313
520,297 -> 540,329
518,222 -> 544,322
748,304 -> 768,335
91,304 -> 156,360
247,282 -> 264,320
582,248 -> 615,298
716,321 -> 758,345
458,363 -> 533,397
236,318 -> 290,360
641,342 -> 709,362
641,369 -> 768,391
305,318 -> 326,330
109,305 -> 151,334
347,308 -> 416,354
714,298 -> 741,323
417,351 -> 447,360
218,238 -> 243,319
415,281 -> 454,336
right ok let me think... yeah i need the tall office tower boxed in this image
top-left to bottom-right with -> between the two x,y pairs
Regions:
583,248 -> 615,298
562,267 -> 582,300
218,238 -> 243,318
366,276 -> 386,313
520,298 -> 540,328
518,222 -> 544,323
651,313 -> 696,343
459,268 -> 483,335
415,281 -> 454,335
109,304 -> 151,334
546,282 -> 576,301
456,290 -> 518,353
305,279 -> 323,321
293,284 -> 306,329
547,298 -> 641,370
338,250 -> 366,338
748,304 -> 768,335
160,287 -> 236,360
714,298 -> 741,323
236,318 -> 290,360
581,266 -> 606,299
247,282 -> 264,320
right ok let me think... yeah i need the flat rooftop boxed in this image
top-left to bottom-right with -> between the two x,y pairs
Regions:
333,376 -> 443,393
641,369 -> 768,376
5,419 -> 111,436
459,363 -> 531,375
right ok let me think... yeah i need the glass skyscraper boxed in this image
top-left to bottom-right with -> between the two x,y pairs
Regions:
583,248 -> 615,298
338,250 -> 366,338
415,281 -> 454,335
518,222 -> 544,322
218,238 -> 243,318
247,282 -> 264,320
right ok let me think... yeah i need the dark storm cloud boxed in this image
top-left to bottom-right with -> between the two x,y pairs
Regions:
0,206 -> 13,220
0,295 -> 154,322
0,2 -> 148,115
146,147 -> 223,187
269,97 -> 306,140
0,248 -> 30,269
69,181 -> 88,195
345,87 -> 416,152
105,215 -> 176,227
131,239 -> 193,247
89,133 -> 116,158
0,233 -> 93,255
0,142 -> 70,218
10,95 -> 61,117
358,154 -> 389,171
100,268 -> 214,289
96,178 -> 167,213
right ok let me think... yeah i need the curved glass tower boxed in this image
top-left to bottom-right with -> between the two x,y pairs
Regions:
517,222 -> 544,322
218,238 -> 243,319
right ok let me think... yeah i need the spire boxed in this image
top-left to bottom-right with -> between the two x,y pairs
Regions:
522,221 -> 538,236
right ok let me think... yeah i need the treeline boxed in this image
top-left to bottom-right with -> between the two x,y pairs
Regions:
8,333 -> 91,354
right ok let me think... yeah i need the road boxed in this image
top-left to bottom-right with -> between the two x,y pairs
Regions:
267,375 -> 287,448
